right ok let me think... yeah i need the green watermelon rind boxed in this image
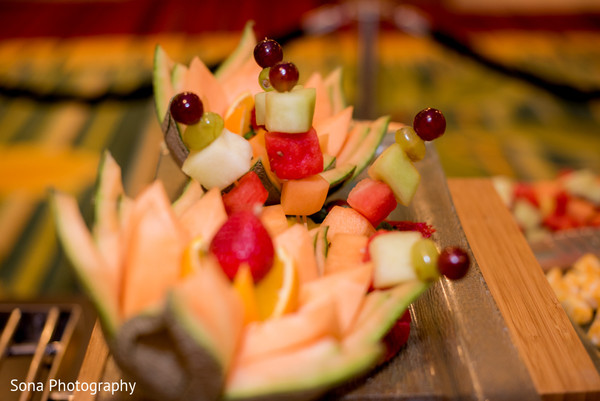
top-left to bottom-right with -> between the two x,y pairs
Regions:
347,115 -> 391,180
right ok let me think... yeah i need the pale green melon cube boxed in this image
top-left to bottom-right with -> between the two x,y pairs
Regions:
265,87 -> 316,133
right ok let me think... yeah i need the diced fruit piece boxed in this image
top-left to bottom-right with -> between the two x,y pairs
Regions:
324,233 -> 369,275
269,61 -> 299,92
413,107 -> 446,141
254,247 -> 299,320
172,179 -> 204,217
395,126 -> 426,162
265,128 -> 323,180
233,265 -> 260,324
438,246 -> 470,280
170,92 -> 204,125
182,128 -> 252,190
281,175 -> 329,216
347,178 -> 398,227
265,87 -> 316,133
222,171 -> 269,215
236,293 -> 340,365
381,310 -> 411,363
254,91 -> 267,126
182,111 -> 224,151
275,224 -> 320,284
411,239 -> 440,282
210,210 -> 275,283
321,205 -> 376,243
254,39 -> 283,68
368,142 -> 420,206
369,231 -> 422,288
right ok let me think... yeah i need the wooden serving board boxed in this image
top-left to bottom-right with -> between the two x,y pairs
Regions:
448,178 -> 600,401
73,145 -> 600,401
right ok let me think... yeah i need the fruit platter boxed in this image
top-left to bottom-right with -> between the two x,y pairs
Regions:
50,22 -> 600,401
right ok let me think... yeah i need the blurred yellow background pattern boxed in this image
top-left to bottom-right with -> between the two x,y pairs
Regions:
0,11 -> 599,298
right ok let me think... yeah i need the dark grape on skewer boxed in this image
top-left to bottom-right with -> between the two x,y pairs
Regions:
269,61 -> 299,92
253,38 -> 283,68
170,92 -> 204,125
413,107 -> 446,141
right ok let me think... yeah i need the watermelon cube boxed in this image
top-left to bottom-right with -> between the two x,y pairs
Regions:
222,171 -> 269,215
347,178 -> 397,227
265,128 -> 323,180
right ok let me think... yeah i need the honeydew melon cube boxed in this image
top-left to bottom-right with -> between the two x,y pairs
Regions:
254,91 -> 267,126
182,128 -> 252,190
369,231 -> 422,288
368,143 -> 420,206
265,87 -> 316,133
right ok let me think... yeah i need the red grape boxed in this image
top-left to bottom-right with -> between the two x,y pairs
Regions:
170,92 -> 203,125
253,38 -> 283,68
438,246 -> 470,280
413,108 -> 446,141
269,61 -> 299,92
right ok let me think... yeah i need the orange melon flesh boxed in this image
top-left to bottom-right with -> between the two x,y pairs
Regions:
52,191 -> 120,335
172,256 -> 244,370
335,122 -> 370,166
172,180 -> 205,217
300,263 -> 373,333
275,224 -> 319,284
226,337 -> 381,400
314,106 -> 354,158
219,55 -> 262,105
184,57 -> 229,117
321,205 -> 376,243
304,72 -> 333,126
120,181 -> 188,320
324,233 -> 369,275
260,204 -> 289,237
281,175 -> 329,216
177,187 -> 227,244
235,293 -> 340,365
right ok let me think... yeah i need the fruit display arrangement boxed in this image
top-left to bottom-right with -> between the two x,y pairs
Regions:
493,169 -> 600,242
51,22 -> 470,401
546,253 -> 600,348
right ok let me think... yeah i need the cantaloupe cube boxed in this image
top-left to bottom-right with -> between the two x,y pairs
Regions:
320,206 -> 376,243
260,204 -> 289,237
281,175 -> 329,216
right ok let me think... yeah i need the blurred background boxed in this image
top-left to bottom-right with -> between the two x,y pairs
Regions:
0,0 -> 599,299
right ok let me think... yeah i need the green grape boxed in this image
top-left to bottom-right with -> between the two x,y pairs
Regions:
411,238 -> 440,282
258,67 -> 274,91
395,126 -> 426,162
182,112 -> 224,151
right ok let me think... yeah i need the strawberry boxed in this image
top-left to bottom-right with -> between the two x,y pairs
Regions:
209,210 -> 275,282
381,310 -> 412,363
